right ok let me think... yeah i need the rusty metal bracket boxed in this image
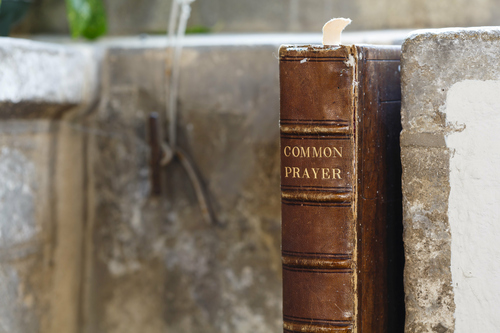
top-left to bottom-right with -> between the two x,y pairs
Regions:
148,113 -> 163,196
148,112 -> 217,225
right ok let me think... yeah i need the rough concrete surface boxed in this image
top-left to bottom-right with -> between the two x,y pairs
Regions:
401,27 -> 500,333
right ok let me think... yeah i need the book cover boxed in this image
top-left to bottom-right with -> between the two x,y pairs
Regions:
280,44 -> 404,333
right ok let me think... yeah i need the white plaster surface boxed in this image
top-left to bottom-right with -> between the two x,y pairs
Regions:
445,80 -> 500,332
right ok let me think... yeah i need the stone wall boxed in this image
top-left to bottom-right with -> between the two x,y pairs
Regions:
0,38 -> 98,333
0,36 -> 283,333
401,28 -> 500,332
0,31 -> 409,332
83,43 -> 282,333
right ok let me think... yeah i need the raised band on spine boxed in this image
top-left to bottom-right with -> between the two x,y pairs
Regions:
282,190 -> 352,203
282,256 -> 352,269
284,321 -> 352,333
280,123 -> 351,136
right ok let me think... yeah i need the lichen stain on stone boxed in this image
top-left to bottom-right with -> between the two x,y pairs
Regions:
0,147 -> 37,250
0,147 -> 39,331
0,265 -> 38,332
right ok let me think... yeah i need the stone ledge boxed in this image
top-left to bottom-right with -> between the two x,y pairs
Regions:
0,37 -> 100,119
29,30 -> 411,48
0,31 -> 409,119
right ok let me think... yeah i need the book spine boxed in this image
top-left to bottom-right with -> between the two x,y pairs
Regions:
280,45 -> 357,333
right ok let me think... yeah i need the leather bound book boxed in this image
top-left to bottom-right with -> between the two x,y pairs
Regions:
280,45 -> 404,333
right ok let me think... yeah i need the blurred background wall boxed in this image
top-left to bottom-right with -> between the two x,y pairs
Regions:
11,0 -> 500,36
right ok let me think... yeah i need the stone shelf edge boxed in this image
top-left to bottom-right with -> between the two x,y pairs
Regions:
0,37 -> 100,119
0,30 -> 410,120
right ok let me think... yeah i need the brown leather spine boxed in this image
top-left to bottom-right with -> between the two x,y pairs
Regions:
280,45 -> 403,333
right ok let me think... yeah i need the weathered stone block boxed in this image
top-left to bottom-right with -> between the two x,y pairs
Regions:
0,38 -> 98,118
401,27 -> 500,333
0,38 -> 100,333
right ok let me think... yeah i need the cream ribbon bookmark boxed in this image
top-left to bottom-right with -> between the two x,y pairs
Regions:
322,18 -> 351,45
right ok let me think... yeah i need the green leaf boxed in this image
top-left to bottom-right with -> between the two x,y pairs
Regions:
65,0 -> 106,40
185,25 -> 211,34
